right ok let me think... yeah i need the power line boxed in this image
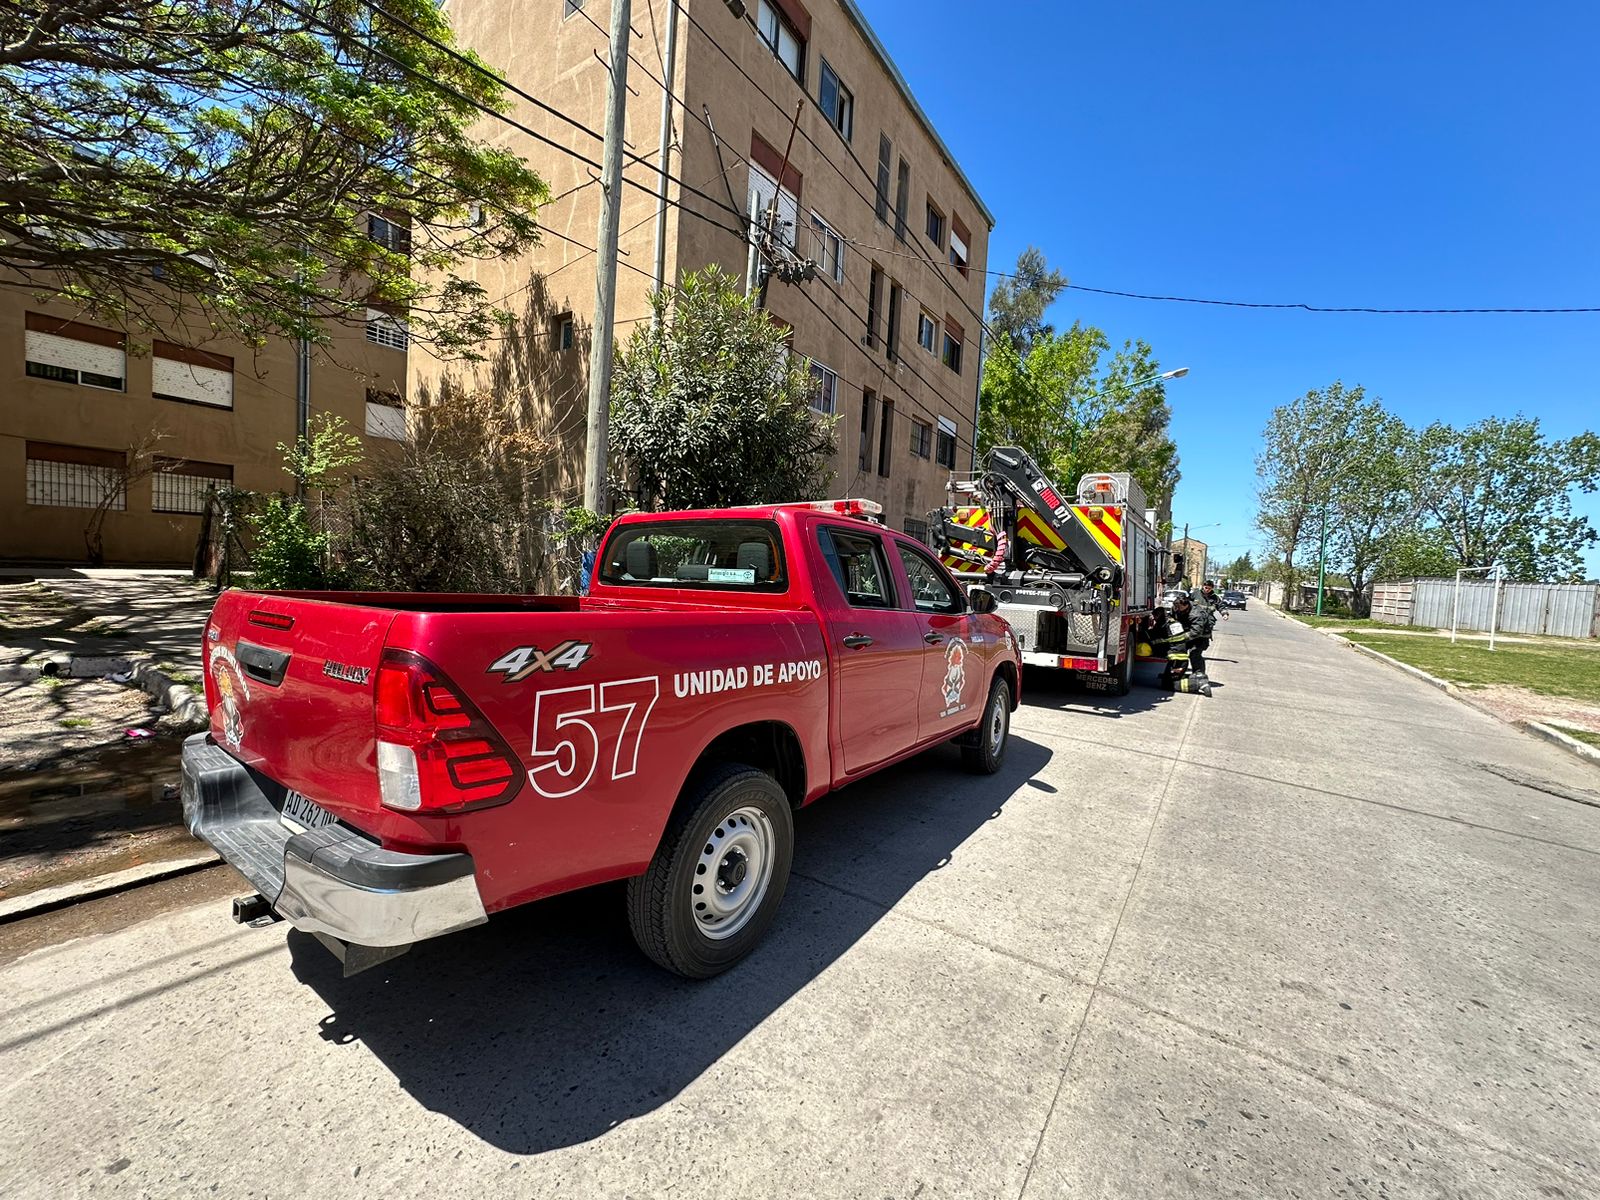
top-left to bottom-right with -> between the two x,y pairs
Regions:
1062,283 -> 1600,315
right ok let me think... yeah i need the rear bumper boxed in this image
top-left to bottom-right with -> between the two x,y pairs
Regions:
180,733 -> 487,948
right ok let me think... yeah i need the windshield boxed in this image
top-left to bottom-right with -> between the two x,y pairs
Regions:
598,519 -> 788,592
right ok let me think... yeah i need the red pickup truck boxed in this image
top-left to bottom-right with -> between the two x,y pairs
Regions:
183,501 -> 1021,978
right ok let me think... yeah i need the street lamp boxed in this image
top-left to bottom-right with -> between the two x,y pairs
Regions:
1064,367 -> 1191,472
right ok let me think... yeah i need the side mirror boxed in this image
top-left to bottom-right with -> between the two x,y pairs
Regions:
968,587 -> 999,615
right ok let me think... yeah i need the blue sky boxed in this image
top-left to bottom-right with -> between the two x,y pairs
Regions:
859,0 -> 1600,576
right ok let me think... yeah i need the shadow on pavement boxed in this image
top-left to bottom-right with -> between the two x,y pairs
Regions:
288,735 -> 1051,1154
1018,666 -> 1175,717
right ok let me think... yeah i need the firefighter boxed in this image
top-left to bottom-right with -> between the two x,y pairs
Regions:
1160,595 -> 1213,696
1197,579 -> 1227,622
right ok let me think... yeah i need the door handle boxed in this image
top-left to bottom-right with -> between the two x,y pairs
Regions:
842,633 -> 874,649
923,631 -> 944,645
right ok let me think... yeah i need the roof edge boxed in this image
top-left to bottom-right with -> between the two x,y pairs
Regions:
835,0 -> 995,229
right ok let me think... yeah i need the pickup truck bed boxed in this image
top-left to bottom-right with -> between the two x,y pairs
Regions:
184,502 -> 1020,976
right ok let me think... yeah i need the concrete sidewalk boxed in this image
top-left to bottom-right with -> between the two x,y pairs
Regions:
1,609 -> 1596,1198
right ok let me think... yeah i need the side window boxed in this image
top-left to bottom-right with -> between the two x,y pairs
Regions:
820,528 -> 896,609
896,544 -> 964,615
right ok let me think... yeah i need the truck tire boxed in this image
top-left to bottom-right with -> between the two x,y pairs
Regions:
961,675 -> 1012,775
1111,645 -> 1134,697
626,763 -> 793,979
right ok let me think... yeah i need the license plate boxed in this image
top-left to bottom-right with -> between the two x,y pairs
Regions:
280,789 -> 338,833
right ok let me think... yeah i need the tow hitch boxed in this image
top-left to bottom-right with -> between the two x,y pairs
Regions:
232,893 -> 281,927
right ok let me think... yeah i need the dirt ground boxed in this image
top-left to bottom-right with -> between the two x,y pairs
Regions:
0,675 -> 199,901
1462,683 -> 1600,737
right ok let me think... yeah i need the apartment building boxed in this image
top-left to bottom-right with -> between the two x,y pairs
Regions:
415,0 -> 993,535
0,277 -> 410,565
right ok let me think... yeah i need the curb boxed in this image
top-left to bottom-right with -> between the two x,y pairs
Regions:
134,661 -> 208,731
1344,642 -> 1460,695
1520,721 -> 1600,769
0,851 -> 222,925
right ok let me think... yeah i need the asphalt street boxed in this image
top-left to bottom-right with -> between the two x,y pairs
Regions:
3,608 -> 1597,1198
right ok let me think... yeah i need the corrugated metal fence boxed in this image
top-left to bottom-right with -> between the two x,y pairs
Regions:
1371,577 -> 1600,638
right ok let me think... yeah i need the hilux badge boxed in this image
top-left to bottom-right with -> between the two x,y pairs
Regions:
322,660 -> 371,686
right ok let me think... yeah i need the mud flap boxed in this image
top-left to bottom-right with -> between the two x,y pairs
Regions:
312,932 -> 413,977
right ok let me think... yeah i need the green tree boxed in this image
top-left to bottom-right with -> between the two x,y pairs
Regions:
979,322 -> 1181,511
986,246 -> 1068,356
1417,415 -> 1600,581
251,414 -> 362,588
1325,404 -> 1423,614
1255,381 -> 1367,605
1222,552 -> 1256,580
1,0 -> 547,356
610,267 -> 837,510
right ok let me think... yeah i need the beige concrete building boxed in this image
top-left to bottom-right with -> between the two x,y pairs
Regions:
0,291 -> 409,566
414,0 -> 994,535
1171,536 -> 1209,592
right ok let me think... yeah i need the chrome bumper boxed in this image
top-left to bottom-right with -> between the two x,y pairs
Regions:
180,733 -> 486,948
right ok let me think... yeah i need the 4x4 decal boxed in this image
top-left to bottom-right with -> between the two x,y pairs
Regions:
488,640 -> 594,682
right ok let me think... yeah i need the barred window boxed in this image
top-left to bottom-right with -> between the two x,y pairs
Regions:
365,307 -> 409,351
152,458 -> 231,515
26,442 -> 125,509
909,420 -> 931,458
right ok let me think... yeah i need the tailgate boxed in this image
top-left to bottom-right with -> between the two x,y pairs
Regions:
204,590 -> 395,821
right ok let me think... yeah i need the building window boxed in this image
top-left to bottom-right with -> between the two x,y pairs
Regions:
153,341 -> 234,408
365,307 -> 408,351
949,215 -> 970,278
858,390 -> 875,473
903,517 -> 929,545
555,313 -> 575,350
866,266 -> 883,350
748,156 -> 801,250
367,213 -> 411,255
885,281 -> 902,362
916,311 -> 937,352
942,317 -> 964,374
756,0 -> 804,81
875,134 -> 892,224
25,442 -> 125,510
910,420 -> 931,459
365,387 -> 406,440
809,213 -> 844,283
925,201 -> 944,249
152,458 -> 232,515
23,313 -> 125,391
818,59 -> 852,140
807,361 -> 838,415
893,158 -> 910,243
877,400 -> 894,477
936,416 -> 958,468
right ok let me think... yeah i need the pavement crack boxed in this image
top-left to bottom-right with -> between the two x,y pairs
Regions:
1017,697 -> 1202,1200
1477,762 -> 1600,809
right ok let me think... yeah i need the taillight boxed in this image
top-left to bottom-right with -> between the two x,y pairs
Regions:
373,649 -> 522,813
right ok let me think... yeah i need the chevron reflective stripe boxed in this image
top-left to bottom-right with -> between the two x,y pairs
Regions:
1014,508 -> 1067,551
943,506 -> 996,571
1071,505 -> 1123,564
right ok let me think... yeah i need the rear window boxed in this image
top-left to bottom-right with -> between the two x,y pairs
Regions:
598,519 -> 788,592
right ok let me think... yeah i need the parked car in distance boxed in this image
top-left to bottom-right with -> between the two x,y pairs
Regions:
183,500 -> 1023,980
1222,590 -> 1248,609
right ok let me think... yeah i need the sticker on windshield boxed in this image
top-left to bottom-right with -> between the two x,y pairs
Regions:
707,567 -> 756,584
488,640 -> 594,682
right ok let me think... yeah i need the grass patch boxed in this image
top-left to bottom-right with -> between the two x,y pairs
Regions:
35,675 -> 66,690
1555,726 -> 1600,750
58,717 -> 94,729
1289,612 -> 1380,629
1342,631 -> 1600,705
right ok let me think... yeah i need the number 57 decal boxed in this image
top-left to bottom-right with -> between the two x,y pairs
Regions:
528,676 -> 660,799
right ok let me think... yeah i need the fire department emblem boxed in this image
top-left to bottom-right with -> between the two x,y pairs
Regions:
942,638 -> 967,710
